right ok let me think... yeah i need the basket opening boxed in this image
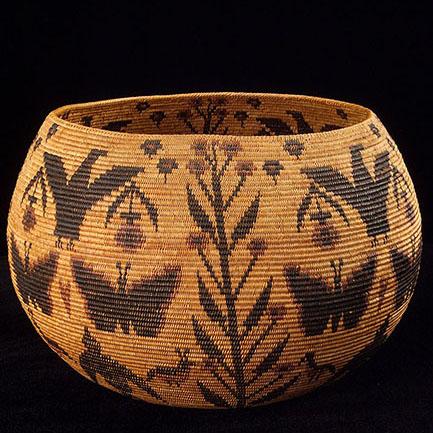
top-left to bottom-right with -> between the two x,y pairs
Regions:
54,93 -> 371,137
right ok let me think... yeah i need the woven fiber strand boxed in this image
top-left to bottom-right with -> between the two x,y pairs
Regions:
7,92 -> 422,408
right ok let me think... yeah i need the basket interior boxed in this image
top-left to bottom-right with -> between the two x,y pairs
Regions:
55,94 -> 370,136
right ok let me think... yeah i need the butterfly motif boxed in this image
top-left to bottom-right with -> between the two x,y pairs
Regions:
390,240 -> 422,310
284,255 -> 377,336
10,234 -> 59,315
72,259 -> 181,337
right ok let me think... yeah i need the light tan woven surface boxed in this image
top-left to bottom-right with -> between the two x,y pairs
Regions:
7,93 -> 422,408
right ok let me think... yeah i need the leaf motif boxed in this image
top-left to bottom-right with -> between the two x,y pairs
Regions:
231,194 -> 260,244
192,316 -> 224,363
105,188 -> 130,227
138,191 -> 159,231
252,335 -> 289,378
197,381 -> 231,408
21,170 -> 39,204
198,272 -> 226,327
249,375 -> 299,406
187,185 -> 215,236
243,277 -> 273,334
296,192 -> 313,231
40,174 -> 47,215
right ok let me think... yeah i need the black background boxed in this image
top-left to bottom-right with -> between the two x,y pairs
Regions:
1,2 -> 432,432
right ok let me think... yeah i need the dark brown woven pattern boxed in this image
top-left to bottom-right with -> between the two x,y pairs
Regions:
7,93 -> 422,408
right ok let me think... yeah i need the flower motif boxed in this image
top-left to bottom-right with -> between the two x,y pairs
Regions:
177,109 -> 193,120
246,97 -> 262,109
22,205 -> 36,231
247,238 -> 267,258
268,303 -> 287,322
191,140 -> 209,156
46,123 -> 58,141
236,160 -> 256,178
262,160 -> 284,184
284,138 -> 304,159
150,111 -> 166,127
312,222 -> 339,249
136,101 -> 150,113
234,111 -> 248,127
186,232 -> 209,251
32,136 -> 42,152
219,140 -> 242,157
187,159 -> 207,176
336,108 -> 348,120
141,139 -> 162,158
157,158 -> 179,183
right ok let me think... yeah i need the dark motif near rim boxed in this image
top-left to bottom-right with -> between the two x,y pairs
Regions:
44,149 -> 142,249
72,260 -> 181,337
284,255 -> 377,336
10,234 -> 59,316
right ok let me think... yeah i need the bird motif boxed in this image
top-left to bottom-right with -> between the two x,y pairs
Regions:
10,233 -> 59,315
43,149 -> 142,249
301,144 -> 392,244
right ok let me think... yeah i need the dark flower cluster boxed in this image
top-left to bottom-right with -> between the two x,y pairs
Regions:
284,138 -> 304,159
236,160 -> 256,178
141,139 -> 162,158
247,238 -> 267,258
262,160 -> 284,184
219,140 -> 242,157
187,159 -> 207,176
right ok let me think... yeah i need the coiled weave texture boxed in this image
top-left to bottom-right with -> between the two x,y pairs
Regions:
7,93 -> 422,408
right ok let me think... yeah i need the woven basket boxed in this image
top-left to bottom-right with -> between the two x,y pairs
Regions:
7,93 -> 422,408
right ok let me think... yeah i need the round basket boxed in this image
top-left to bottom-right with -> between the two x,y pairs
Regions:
7,92 -> 422,408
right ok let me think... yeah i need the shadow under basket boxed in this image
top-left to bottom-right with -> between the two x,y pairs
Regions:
7,92 -> 422,408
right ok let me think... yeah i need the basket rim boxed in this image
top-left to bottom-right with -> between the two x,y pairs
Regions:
48,91 -> 376,141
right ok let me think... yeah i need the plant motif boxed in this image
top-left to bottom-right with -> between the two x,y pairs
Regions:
185,140 -> 297,408
262,160 -> 284,185
102,120 -> 132,131
299,144 -> 392,246
246,97 -> 262,109
81,115 -> 93,126
157,157 -> 179,183
234,110 -> 248,127
286,111 -> 314,134
176,97 -> 229,134
140,139 -> 162,158
105,181 -> 158,251
336,108 -> 348,120
369,122 -> 381,138
21,167 -> 48,231
284,138 -> 304,159
46,123 -> 58,141
150,110 -> 166,127
136,100 -> 150,113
